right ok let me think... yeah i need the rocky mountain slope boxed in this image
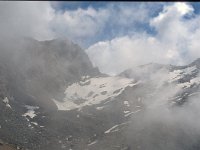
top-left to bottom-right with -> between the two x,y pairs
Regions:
0,38 -> 100,110
1,38 -> 200,150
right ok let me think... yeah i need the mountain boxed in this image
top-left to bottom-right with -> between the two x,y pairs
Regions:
0,38 -> 100,149
1,38 -> 200,150
0,38 -> 100,110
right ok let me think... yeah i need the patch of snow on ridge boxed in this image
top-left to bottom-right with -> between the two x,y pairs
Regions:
22,105 -> 39,119
182,66 -> 197,74
2,97 -> 9,103
2,97 -> 12,109
177,76 -> 200,89
53,76 -> 139,111
88,140 -> 98,146
104,121 -> 130,134
169,66 -> 197,82
124,101 -> 130,107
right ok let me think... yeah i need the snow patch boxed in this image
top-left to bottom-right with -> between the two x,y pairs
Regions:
123,101 -> 130,107
88,140 -> 98,146
177,76 -> 200,89
169,66 -> 197,83
123,111 -> 130,114
124,109 -> 141,117
2,97 -> 11,109
96,106 -> 105,110
53,76 -> 139,111
22,105 -> 39,119
104,121 -> 130,134
3,97 -> 9,103
188,92 -> 200,97
104,125 -> 119,134
31,122 -> 38,126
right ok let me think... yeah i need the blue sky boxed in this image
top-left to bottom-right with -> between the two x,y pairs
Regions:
51,2 -> 200,14
51,1 -> 109,11
1,2 -> 200,74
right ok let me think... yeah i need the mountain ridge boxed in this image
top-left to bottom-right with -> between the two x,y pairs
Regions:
1,38 -> 200,150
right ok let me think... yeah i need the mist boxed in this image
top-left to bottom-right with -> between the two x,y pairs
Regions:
125,67 -> 200,150
1,1 -> 200,150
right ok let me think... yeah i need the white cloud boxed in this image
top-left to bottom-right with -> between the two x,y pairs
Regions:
175,2 -> 194,15
1,2 -> 200,76
107,3 -> 150,26
49,3 -> 153,46
86,2 -> 200,75
86,34 -> 169,75
0,2 -> 158,47
51,7 -> 109,39
0,1 -> 55,41
150,2 -> 193,42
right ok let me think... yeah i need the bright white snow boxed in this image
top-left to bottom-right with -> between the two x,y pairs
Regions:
169,66 -> 197,83
22,105 -> 39,119
104,125 -> 119,134
123,111 -> 130,114
53,76 -> 139,111
31,122 -> 38,126
2,97 -> 11,109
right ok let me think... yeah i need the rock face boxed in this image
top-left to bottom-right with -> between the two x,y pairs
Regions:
0,38 -> 99,110
1,38 -> 200,150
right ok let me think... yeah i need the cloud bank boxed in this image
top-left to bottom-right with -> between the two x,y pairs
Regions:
0,2 -> 155,46
1,2 -> 200,75
86,2 -> 200,75
0,1 -> 55,41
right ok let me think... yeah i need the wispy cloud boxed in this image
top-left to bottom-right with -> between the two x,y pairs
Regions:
50,2 -> 158,47
50,6 -> 109,44
1,2 -> 200,75
0,2 -> 158,47
0,1 -> 55,41
86,2 -> 200,75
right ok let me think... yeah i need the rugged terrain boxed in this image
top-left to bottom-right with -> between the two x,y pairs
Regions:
1,38 -> 200,150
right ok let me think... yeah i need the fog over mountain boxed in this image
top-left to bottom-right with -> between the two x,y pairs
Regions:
0,37 -> 200,150
1,1 -> 200,150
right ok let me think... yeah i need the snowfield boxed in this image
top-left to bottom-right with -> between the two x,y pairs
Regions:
53,76 -> 139,111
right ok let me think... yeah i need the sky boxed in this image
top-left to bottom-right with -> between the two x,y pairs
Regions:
1,2 -> 200,75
